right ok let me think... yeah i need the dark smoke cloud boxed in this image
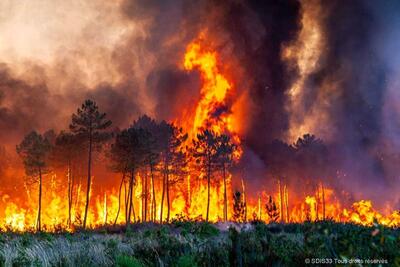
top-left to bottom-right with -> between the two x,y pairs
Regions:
146,67 -> 201,121
0,65 -> 61,144
221,0 -> 301,151
0,64 -> 144,145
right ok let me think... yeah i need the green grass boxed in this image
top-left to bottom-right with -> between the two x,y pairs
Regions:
0,221 -> 398,266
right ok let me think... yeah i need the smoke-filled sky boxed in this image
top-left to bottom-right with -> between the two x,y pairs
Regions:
1,0 -> 400,208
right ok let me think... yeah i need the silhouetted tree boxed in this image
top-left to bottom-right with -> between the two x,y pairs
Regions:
216,134 -> 237,221
191,129 -> 219,222
69,99 -> 111,228
294,134 -> 328,177
109,126 -> 148,225
52,131 -> 82,227
266,195 -> 279,222
132,115 -> 160,222
232,191 -> 245,223
16,131 -> 52,231
158,121 -> 187,222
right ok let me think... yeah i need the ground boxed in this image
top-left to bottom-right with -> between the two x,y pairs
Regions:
0,221 -> 399,266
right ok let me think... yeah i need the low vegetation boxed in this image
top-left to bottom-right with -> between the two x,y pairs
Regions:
0,221 -> 398,266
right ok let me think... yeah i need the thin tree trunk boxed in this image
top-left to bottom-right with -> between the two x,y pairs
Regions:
206,162 -> 211,222
127,174 -> 132,225
144,169 -> 148,221
103,192 -> 107,225
70,172 -> 74,225
322,183 -> 326,220
141,173 -> 144,221
67,161 -> 72,227
166,173 -> 170,222
316,185 -> 320,221
83,131 -> 92,229
124,180 -> 128,222
160,172 -> 166,223
223,163 -> 227,221
278,179 -> 283,222
150,163 -> 156,222
241,179 -> 247,222
127,181 -> 132,224
127,171 -> 135,226
285,185 -> 289,222
37,167 -> 42,232
114,173 -> 125,225
131,179 -> 136,222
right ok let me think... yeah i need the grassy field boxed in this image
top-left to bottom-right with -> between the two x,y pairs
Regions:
0,221 -> 398,267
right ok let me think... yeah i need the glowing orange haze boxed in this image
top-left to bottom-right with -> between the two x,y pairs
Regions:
1,35 -> 399,232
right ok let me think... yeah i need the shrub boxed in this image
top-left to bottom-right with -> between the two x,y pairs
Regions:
174,254 -> 198,267
116,255 -> 145,267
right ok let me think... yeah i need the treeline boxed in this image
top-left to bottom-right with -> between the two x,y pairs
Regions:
15,99 -> 335,231
16,100 -> 237,231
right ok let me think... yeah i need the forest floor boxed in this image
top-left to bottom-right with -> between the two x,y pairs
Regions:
0,221 -> 399,266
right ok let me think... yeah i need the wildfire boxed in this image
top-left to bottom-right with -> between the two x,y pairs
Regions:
183,35 -> 233,137
0,34 -> 399,232
182,34 -> 242,159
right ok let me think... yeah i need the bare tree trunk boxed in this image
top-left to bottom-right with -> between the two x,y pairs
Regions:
285,185 -> 289,222
131,180 -> 136,222
322,185 -> 325,220
166,173 -> 170,222
70,173 -> 75,225
206,162 -> 211,222
241,179 -> 247,222
141,173 -> 144,221
67,161 -> 72,227
223,163 -> 227,221
114,173 -> 125,225
83,131 -> 92,229
37,167 -> 42,232
103,193 -> 107,225
124,180 -> 128,222
316,185 -> 320,221
144,170 -> 148,221
150,163 -> 156,222
160,171 -> 166,223
127,171 -> 135,226
278,179 -> 283,222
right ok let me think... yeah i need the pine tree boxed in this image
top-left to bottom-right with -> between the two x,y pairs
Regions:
108,126 -> 148,225
158,121 -> 187,222
52,131 -> 82,227
69,99 -> 111,228
191,130 -> 219,222
216,134 -> 237,221
16,131 -> 52,231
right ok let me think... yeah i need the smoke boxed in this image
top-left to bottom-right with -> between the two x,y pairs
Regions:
278,0 -> 400,208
